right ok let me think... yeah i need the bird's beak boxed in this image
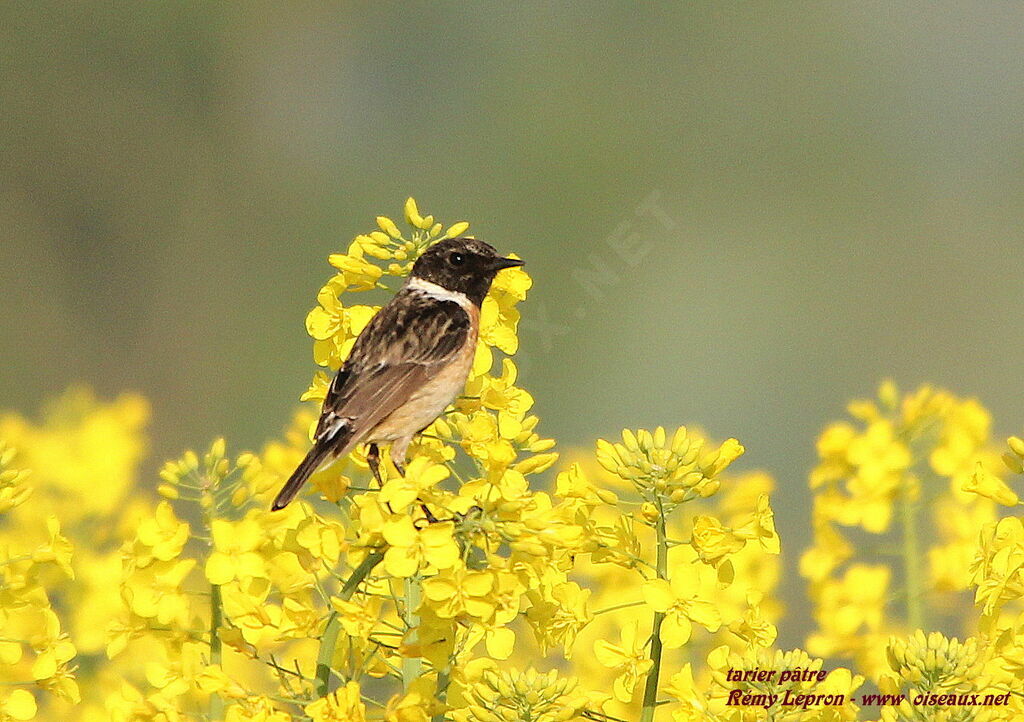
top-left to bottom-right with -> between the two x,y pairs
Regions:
491,256 -> 524,271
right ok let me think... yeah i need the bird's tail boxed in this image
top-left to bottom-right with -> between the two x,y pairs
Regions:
271,443 -> 334,511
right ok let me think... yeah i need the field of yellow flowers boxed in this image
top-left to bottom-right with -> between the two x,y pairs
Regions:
2,200 -> 1023,722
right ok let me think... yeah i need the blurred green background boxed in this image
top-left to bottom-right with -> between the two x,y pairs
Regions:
4,3 -> 1024,646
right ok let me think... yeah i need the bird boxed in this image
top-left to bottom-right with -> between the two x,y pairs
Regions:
271,237 -> 524,511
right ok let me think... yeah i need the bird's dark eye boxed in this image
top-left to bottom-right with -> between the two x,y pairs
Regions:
448,252 -> 466,267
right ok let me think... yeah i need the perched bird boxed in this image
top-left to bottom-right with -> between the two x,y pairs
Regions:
271,237 -> 524,511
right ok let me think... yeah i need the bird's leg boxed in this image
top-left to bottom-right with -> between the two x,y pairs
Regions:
389,437 -> 410,478
414,503 -> 478,528
367,443 -> 384,487
368,443 -> 397,514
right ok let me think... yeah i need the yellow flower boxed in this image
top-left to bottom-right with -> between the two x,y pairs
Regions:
30,633 -> 76,683
1003,435 -> 1024,473
291,513 -> 346,568
928,496 -> 996,591
218,578 -> 281,647
806,564 -> 889,662
735,493 -> 781,554
225,697 -> 291,722
799,504 -> 853,582
379,457 -> 450,513
729,592 -> 778,648
456,412 -> 518,474
0,388 -> 148,519
478,286 -> 525,356
33,517 -> 74,578
382,518 -> 460,578
843,420 -> 910,533
0,690 -> 36,722
453,668 -> 589,722
195,664 -> 248,700
0,442 -> 31,512
121,557 -> 197,627
525,581 -> 592,657
555,462 -> 618,508
422,567 -> 496,620
690,514 -> 746,566
590,515 -> 643,568
306,681 -> 366,722
963,461 -> 1019,506
663,665 -> 710,722
331,595 -> 382,638
487,256 -> 531,303
306,281 -> 351,367
593,620 -> 653,702
971,516 -> 1024,615
134,501 -> 189,564
641,565 -> 721,648
306,281 -> 347,340
384,691 -> 430,722
205,516 -> 267,585
376,215 -> 402,239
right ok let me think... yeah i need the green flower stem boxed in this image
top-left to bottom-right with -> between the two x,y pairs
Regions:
402,574 -> 422,692
202,476 -> 225,722
209,582 -> 225,720
431,667 -> 451,722
900,490 -> 924,630
315,549 -> 386,698
592,600 -> 647,616
315,615 -> 343,699
640,506 -> 668,722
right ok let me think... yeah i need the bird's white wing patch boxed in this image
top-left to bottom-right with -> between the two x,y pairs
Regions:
317,413 -> 349,442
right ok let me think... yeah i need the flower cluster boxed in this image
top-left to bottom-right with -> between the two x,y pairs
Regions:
4,201 -> 1024,722
957,434 -> 1024,721
877,631 -> 993,722
0,389 -> 149,720
452,667 -> 591,722
801,382 -> 1000,676
0,442 -> 77,721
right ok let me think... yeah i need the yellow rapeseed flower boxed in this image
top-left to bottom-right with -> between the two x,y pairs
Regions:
690,515 -> 747,566
593,620 -> 653,702
963,461 -> 1019,506
641,566 -> 722,648
306,681 -> 366,722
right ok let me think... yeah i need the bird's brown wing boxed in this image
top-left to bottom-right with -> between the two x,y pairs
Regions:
313,289 -> 472,449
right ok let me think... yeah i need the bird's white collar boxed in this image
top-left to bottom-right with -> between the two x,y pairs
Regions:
405,277 -> 473,309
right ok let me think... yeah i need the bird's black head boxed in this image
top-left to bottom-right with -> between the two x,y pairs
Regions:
409,237 -> 523,306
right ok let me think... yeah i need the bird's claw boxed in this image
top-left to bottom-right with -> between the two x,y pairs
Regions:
367,443 -> 384,487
